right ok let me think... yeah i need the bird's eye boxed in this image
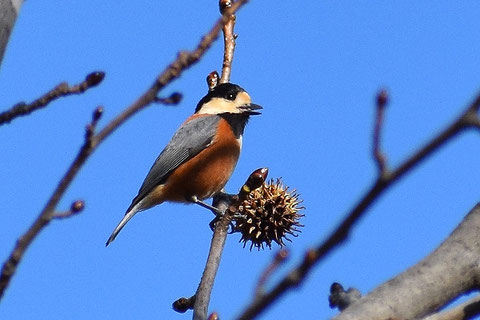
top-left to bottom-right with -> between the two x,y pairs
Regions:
226,93 -> 236,101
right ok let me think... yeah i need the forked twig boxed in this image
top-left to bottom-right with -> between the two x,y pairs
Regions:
0,72 -> 104,125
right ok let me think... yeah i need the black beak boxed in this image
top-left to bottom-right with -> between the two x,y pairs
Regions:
239,103 -> 263,115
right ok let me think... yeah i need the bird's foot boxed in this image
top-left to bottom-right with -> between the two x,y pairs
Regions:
189,196 -> 222,215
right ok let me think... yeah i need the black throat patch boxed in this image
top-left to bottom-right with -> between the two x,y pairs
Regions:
219,113 -> 250,139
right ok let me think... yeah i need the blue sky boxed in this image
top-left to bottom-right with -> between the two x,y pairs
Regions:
1,1 -> 480,319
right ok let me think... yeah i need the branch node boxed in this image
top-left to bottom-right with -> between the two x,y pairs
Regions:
92,106 -> 104,123
53,200 -> 85,219
172,295 -> 196,313
208,312 -> 220,320
328,282 -> 362,311
154,92 -> 183,105
0,71 -> 104,126
219,0 -> 232,14
207,71 -> 220,90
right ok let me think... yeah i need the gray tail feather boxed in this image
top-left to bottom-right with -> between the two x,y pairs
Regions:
105,206 -> 140,247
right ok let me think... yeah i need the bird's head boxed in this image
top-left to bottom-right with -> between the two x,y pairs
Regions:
195,83 -> 262,116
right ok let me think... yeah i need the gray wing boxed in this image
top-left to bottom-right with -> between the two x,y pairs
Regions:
126,115 -> 221,211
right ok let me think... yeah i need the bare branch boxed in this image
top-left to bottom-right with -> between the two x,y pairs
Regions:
422,295 -> 480,320
0,71 -> 105,126
0,106 -> 103,298
373,89 -> 389,176
236,92 -> 480,320
153,92 -> 183,105
219,0 -> 236,84
192,168 -> 269,320
52,200 -> 85,219
254,249 -> 289,298
0,0 -> 24,67
0,0 -> 250,301
332,204 -> 480,320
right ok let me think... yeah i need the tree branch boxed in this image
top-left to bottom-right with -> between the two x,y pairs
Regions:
0,0 -> 250,301
373,89 -> 388,176
421,295 -> 480,320
332,204 -> 480,320
187,168 -> 268,320
219,0 -> 236,84
0,71 -> 105,125
0,0 -> 24,67
236,91 -> 480,320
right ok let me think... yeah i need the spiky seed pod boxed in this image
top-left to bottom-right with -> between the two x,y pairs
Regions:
233,178 -> 305,250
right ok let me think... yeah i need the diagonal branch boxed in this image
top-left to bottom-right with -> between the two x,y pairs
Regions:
0,0 -> 250,302
0,72 -> 105,125
421,294 -> 480,320
236,91 -> 480,320
332,204 -> 480,320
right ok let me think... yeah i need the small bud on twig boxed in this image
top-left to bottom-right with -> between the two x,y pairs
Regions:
85,71 -> 106,87
172,295 -> 196,313
376,89 -> 389,108
219,0 -> 232,14
71,200 -> 85,213
207,71 -> 219,91
93,106 -> 104,122
208,312 -> 220,320
329,282 -> 362,311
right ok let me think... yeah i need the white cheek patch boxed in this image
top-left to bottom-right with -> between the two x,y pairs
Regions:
197,99 -> 238,115
197,92 -> 253,115
235,92 -> 252,106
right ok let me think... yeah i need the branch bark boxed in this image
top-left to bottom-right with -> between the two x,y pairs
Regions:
191,168 -> 268,320
0,0 -> 23,67
332,203 -> 480,320
421,295 -> 480,320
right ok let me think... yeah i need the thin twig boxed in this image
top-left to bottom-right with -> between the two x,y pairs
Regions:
236,92 -> 480,320
254,249 -> 289,298
0,0 -> 250,301
0,106 -> 102,298
192,168 -> 268,320
373,89 -> 389,176
153,92 -> 183,105
0,71 -> 105,126
52,200 -> 85,219
219,0 -> 236,84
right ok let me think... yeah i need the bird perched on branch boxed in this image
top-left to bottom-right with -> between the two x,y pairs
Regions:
106,83 -> 262,246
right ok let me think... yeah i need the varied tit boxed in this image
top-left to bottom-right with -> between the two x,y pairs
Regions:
106,83 -> 262,246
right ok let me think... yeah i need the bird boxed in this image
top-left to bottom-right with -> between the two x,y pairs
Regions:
106,82 -> 262,246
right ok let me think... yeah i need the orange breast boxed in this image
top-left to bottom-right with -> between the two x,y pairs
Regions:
159,118 -> 241,202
